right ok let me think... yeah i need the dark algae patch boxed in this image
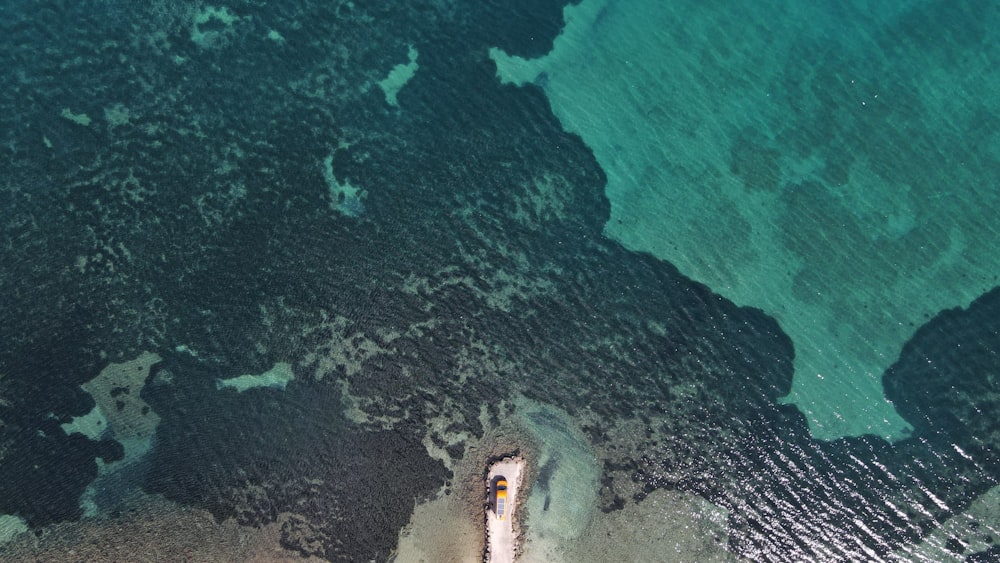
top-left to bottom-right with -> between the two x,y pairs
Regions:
1,1 -> 998,561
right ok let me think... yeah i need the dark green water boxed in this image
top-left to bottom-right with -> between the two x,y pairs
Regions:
0,1 -> 997,561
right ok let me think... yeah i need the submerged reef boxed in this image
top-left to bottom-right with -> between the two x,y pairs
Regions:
0,1 -> 996,561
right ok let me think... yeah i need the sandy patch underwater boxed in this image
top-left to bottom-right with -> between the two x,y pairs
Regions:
492,0 -> 1000,442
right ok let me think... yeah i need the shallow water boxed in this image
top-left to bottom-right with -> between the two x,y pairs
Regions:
494,0 -> 1000,442
1,1 -> 998,561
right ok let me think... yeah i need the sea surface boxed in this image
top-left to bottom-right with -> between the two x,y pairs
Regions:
1,1 -> 998,561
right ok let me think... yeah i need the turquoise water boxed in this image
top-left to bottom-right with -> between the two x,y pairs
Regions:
494,0 -> 1000,442
1,1 -> 998,561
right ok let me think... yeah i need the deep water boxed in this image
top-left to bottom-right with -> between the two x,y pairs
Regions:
0,1 -> 998,561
